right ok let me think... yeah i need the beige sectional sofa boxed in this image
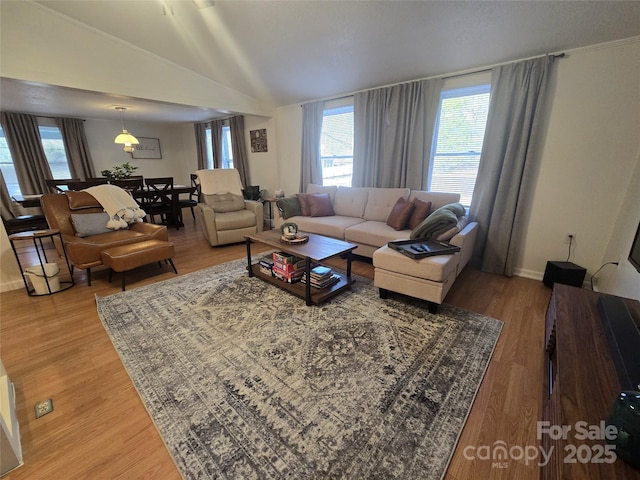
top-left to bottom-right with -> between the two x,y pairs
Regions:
274,184 -> 478,310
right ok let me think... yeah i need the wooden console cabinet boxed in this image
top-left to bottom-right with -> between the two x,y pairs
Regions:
542,284 -> 640,479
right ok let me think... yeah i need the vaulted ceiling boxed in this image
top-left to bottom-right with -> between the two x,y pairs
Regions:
1,0 -> 639,122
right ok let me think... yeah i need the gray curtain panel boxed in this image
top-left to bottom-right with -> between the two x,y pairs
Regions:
56,116 -> 95,179
299,100 -> 324,191
0,112 -> 52,195
229,115 -> 250,187
352,78 -> 443,189
194,122 -> 208,170
210,119 -> 224,169
470,55 -> 555,276
0,169 -> 16,219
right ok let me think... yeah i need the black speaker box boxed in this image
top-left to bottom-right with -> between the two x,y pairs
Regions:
542,261 -> 586,288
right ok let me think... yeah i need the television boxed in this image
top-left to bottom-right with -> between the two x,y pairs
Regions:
630,221 -> 640,273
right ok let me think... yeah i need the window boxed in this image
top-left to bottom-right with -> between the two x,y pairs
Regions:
205,124 -> 234,169
39,126 -> 72,179
0,126 -> 20,198
429,84 -> 491,207
0,125 -> 72,198
321,104 -> 354,186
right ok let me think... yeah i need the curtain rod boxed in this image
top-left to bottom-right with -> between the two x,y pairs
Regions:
301,52 -> 565,106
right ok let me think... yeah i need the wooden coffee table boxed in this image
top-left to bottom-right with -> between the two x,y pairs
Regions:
245,230 -> 357,306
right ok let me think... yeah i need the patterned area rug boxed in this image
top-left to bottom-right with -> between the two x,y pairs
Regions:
96,257 -> 502,480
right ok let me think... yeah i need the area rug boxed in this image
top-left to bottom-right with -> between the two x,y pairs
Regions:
96,257 -> 502,480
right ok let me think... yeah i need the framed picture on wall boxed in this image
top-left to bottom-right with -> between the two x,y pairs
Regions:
250,129 -> 268,153
131,137 -> 162,159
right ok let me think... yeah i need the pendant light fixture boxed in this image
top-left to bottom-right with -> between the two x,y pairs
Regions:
114,106 -> 139,153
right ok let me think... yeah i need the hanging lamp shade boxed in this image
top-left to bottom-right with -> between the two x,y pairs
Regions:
114,107 -> 139,147
114,130 -> 139,145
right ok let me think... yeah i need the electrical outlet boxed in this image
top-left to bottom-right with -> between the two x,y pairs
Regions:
35,398 -> 54,418
564,232 -> 576,244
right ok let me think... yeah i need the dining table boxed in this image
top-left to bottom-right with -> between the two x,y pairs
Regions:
133,184 -> 196,229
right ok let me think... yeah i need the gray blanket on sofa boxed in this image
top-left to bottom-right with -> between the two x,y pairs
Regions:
409,203 -> 466,240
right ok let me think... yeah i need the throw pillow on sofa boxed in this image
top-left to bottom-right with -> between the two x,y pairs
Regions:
407,198 -> 432,229
409,202 -> 466,240
307,193 -> 335,217
296,193 -> 312,215
276,196 -> 301,219
386,197 -> 415,230
297,193 -> 335,217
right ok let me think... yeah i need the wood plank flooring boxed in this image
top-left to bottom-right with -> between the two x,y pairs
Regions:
1,218 -> 550,479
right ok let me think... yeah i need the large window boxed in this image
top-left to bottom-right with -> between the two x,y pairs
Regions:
39,126 -> 71,179
0,126 -> 20,198
205,124 -> 234,169
0,125 -> 71,198
429,84 -> 491,206
321,104 -> 354,186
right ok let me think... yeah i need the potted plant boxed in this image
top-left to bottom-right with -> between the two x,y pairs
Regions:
100,161 -> 138,181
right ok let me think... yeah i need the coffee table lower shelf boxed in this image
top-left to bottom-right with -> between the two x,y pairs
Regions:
249,264 -> 355,306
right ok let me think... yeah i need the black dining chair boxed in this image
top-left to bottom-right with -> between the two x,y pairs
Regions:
178,174 -> 200,223
112,177 -> 144,196
45,178 -> 81,193
143,177 -> 174,225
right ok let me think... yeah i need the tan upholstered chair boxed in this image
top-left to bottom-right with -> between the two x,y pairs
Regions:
195,169 -> 263,246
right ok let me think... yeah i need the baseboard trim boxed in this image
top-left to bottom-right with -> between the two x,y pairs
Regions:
1,279 -> 25,293
513,268 -> 544,281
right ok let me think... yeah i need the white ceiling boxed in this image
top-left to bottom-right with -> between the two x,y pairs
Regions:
2,0 -> 640,122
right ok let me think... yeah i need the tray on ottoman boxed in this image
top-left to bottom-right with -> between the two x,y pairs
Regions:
388,239 -> 460,259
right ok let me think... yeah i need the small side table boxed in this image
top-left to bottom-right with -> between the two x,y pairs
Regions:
262,198 -> 278,230
8,229 -> 74,296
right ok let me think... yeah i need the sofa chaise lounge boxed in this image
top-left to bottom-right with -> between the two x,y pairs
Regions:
274,184 -> 478,310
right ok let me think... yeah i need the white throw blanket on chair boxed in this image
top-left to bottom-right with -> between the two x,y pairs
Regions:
197,168 -> 244,196
85,184 -> 146,230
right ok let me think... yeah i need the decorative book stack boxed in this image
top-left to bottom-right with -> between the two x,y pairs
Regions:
272,251 -> 306,283
302,265 -> 340,289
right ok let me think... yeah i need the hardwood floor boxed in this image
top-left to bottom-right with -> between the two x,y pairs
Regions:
1,218 -> 551,479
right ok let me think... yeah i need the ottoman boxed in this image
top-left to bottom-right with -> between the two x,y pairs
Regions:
101,240 -> 177,290
373,244 -> 460,313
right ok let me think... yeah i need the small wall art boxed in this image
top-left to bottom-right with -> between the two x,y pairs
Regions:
131,137 -> 162,159
250,129 -> 268,153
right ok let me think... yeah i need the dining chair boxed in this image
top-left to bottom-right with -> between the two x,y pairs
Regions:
178,174 -> 200,223
66,178 -> 109,190
112,177 -> 144,196
143,177 -> 174,224
45,178 -> 81,193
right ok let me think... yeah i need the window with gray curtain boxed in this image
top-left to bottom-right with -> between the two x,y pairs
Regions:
196,115 -> 250,187
470,55 -> 556,276
300,101 -> 324,191
353,78 -> 443,189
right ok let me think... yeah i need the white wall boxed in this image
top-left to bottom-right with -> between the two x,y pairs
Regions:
518,38 -> 640,296
83,119 -> 197,185
595,152 -> 640,300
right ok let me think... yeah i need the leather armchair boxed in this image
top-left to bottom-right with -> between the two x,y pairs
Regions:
195,169 -> 263,246
40,192 -> 168,285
